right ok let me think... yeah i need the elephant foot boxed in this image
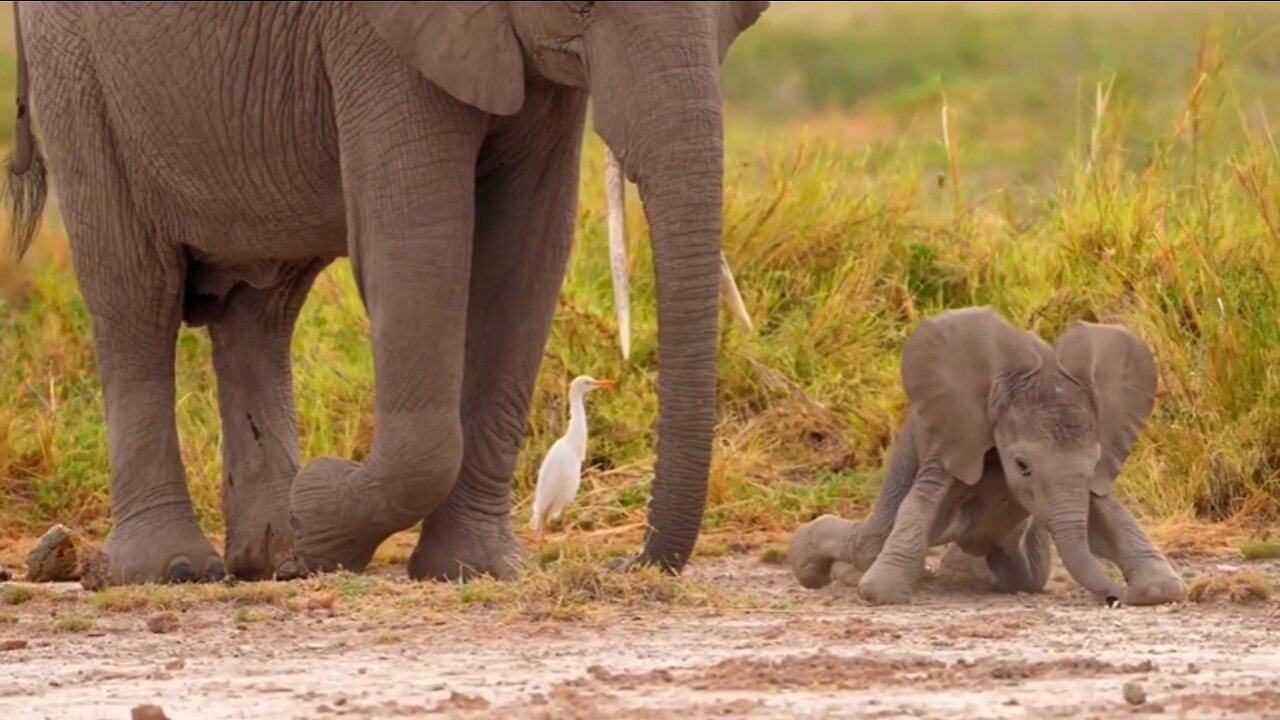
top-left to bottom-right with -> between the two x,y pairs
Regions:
104,516 -> 226,586
289,457 -> 401,575
1123,567 -> 1188,606
408,506 -> 524,582
224,511 -> 306,582
787,514 -> 857,590
856,562 -> 915,605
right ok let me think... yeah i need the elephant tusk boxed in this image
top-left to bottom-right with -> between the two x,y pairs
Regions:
604,145 -> 753,358
719,251 -> 753,333
604,145 -> 631,361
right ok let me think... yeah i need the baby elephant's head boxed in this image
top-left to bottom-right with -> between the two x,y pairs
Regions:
901,306 -> 1157,602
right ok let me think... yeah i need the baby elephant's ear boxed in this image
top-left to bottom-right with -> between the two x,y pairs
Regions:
901,306 -> 1043,485
1054,321 -> 1158,496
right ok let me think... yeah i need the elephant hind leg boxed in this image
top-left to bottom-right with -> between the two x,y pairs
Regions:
409,82 -> 589,582
26,27 -> 221,586
207,260 -> 328,581
982,519 -> 1051,594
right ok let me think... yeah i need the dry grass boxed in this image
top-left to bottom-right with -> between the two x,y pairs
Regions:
1187,572 -> 1276,604
0,547 -> 768,637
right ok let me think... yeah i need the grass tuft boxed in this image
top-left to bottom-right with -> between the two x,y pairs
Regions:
0,584 -> 33,605
1187,573 -> 1276,604
1239,539 -> 1280,561
51,612 -> 93,633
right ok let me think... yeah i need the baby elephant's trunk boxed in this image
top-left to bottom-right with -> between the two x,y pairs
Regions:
1043,479 -> 1124,602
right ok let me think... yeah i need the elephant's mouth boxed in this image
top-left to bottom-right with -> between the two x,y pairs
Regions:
601,144 -> 754,361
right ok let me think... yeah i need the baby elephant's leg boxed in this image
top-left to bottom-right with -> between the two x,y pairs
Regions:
1088,496 -> 1186,606
788,515 -> 860,590
985,518 -> 1052,594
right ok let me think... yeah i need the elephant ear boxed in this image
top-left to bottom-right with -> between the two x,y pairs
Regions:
1054,321 -> 1158,497
901,306 -> 1044,486
354,1 -> 525,116
717,2 -> 771,64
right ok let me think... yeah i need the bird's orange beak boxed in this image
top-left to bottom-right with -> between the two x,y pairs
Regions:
594,378 -> 616,389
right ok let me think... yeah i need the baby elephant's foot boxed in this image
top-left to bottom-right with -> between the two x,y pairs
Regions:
856,562 -> 915,605
1124,568 -> 1188,606
788,514 -> 857,590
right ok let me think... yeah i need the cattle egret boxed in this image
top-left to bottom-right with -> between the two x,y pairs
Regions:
603,145 -> 755,363
530,375 -> 616,533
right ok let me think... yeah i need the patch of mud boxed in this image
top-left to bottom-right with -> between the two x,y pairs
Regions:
583,651 -> 1157,694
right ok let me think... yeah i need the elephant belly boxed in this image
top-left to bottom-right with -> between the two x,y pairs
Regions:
75,1 -> 348,258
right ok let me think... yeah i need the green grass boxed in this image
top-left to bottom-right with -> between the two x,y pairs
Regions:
1240,539 -> 1280,560
2,2 -> 1280,554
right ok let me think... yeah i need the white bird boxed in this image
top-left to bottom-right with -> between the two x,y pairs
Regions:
530,375 -> 616,533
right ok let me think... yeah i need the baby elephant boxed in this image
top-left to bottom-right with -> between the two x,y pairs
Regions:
788,306 -> 1187,607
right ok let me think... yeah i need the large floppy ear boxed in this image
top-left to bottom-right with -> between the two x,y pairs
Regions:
354,1 -> 525,116
1053,321 -> 1158,497
717,2 -> 771,64
901,306 -> 1044,485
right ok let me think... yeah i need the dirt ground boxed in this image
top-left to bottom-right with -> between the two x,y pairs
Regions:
2,541 -> 1279,720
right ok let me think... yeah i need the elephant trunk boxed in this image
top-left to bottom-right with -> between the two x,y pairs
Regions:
590,22 -> 725,574
1041,478 -> 1123,602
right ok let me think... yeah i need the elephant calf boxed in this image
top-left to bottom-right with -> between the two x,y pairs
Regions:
788,306 -> 1188,607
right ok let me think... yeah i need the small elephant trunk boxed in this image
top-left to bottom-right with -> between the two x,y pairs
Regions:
1042,479 -> 1124,602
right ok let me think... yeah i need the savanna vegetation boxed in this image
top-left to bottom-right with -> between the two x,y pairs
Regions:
2,1 -> 1279,563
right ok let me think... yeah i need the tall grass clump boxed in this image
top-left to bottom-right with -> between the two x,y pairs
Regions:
1,2 -> 1278,548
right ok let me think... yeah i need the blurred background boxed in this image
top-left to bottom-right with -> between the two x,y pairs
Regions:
2,2 -> 1278,560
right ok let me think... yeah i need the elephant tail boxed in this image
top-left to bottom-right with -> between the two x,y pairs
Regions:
4,0 -> 49,263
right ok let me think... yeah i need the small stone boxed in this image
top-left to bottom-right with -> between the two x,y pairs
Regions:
25,524 -> 80,583
147,611 -> 180,634
164,658 -> 185,672
131,704 -> 171,720
1,639 -> 28,651
1123,681 -> 1147,705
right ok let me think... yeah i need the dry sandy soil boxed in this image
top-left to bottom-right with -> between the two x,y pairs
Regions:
2,539 -> 1279,720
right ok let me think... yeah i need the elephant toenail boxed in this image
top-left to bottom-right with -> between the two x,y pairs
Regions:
205,557 -> 226,581
167,559 -> 196,583
276,560 -> 302,580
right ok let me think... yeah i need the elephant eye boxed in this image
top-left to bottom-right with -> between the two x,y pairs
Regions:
1014,458 -> 1032,477
563,0 -> 595,13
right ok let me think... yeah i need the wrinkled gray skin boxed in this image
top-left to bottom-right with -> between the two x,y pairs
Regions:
2,0 -> 770,586
789,307 -> 1188,607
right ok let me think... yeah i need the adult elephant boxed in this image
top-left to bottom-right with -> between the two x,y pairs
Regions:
4,1 -> 770,586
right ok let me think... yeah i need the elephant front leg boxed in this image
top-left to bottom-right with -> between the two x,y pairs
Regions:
1088,496 -> 1187,606
208,262 -> 326,580
410,85 -> 589,582
857,462 -> 953,604
287,70 -> 484,575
